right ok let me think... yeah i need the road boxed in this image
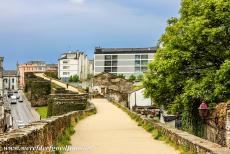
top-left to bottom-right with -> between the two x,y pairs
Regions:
66,99 -> 178,154
4,90 -> 40,129
34,73 -> 85,94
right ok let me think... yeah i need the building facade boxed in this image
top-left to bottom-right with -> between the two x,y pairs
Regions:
94,47 -> 156,78
0,57 -> 3,96
3,70 -> 19,91
58,52 -> 92,81
18,61 -> 58,88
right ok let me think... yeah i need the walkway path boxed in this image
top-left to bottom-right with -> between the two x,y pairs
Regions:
66,99 -> 178,154
34,73 -> 85,94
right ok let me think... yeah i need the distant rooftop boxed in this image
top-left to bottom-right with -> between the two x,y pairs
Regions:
25,61 -> 46,65
59,51 -> 87,60
3,70 -> 18,76
94,47 -> 157,54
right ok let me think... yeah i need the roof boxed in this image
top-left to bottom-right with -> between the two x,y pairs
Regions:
26,61 -> 46,65
94,47 -> 157,54
3,70 -> 18,76
58,51 -> 87,60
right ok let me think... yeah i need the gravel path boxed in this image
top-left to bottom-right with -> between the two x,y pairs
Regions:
66,99 -> 178,154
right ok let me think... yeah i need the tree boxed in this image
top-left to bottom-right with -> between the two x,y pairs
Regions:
117,74 -> 125,79
72,75 -> 79,82
137,74 -> 143,81
143,0 -> 230,136
128,74 -> 136,82
68,76 -> 73,82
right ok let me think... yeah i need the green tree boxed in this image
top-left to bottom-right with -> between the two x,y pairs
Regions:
72,75 -> 79,82
137,74 -> 143,81
128,74 -> 136,82
143,0 -> 230,136
68,76 -> 73,82
117,74 -> 125,79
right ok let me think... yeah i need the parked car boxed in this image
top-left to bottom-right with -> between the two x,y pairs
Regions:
17,120 -> 26,129
16,95 -> 20,99
8,91 -> 13,98
18,98 -> 23,103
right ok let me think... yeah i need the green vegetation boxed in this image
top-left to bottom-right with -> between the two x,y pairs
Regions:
128,74 -> 136,82
35,106 -> 48,119
44,71 -> 58,79
137,74 -> 143,81
69,75 -> 79,82
143,0 -> 230,136
54,124 -> 75,154
117,74 -> 125,79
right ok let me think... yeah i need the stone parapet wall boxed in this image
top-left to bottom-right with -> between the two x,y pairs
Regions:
0,105 -> 96,154
112,101 -> 230,154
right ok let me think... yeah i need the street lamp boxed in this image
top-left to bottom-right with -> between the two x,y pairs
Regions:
198,102 -> 209,119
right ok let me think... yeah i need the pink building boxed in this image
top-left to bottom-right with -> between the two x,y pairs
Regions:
18,61 -> 57,88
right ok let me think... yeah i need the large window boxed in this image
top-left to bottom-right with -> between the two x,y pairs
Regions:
141,66 -> 148,72
141,60 -> 148,65
141,55 -> 148,59
105,55 -> 111,60
135,67 -> 141,72
104,67 -> 111,72
63,60 -> 68,64
112,61 -> 117,66
135,60 -> 140,66
112,55 -> 118,60
112,67 -> 117,72
135,55 -> 141,59
63,66 -> 69,69
104,61 -> 111,66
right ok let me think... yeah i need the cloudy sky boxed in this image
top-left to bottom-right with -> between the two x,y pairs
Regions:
0,0 -> 180,69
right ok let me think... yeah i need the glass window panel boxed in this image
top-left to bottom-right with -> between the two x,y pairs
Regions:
105,55 -> 111,60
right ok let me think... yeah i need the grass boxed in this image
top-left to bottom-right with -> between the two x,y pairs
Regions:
54,124 -> 75,154
35,106 -> 48,119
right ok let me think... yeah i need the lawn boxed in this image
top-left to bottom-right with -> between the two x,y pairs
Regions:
36,106 -> 48,119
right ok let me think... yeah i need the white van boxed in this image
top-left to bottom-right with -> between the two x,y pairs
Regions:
11,95 -> 17,104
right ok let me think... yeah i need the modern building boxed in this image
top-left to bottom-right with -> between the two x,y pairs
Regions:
3,70 -> 19,91
94,47 -> 157,78
58,51 -> 92,81
0,57 -> 3,96
18,61 -> 58,88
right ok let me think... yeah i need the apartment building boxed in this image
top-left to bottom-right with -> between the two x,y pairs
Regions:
58,51 -> 92,81
0,57 -> 3,96
94,47 -> 157,78
18,61 -> 58,88
3,70 -> 19,90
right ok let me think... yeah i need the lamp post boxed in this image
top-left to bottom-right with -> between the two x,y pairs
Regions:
198,102 -> 209,120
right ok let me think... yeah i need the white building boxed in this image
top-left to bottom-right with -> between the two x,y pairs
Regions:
128,88 -> 152,110
58,51 -> 92,81
3,70 -> 19,91
0,57 -> 3,96
94,47 -> 156,78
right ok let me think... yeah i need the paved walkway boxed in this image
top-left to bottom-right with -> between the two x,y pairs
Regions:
34,73 -> 85,94
66,99 -> 178,154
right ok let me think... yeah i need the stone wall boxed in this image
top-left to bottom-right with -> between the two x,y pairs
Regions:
24,73 -> 51,107
0,106 -> 5,133
112,101 -> 230,154
48,94 -> 89,117
0,104 -> 96,154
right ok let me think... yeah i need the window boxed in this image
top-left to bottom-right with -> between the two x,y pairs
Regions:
104,67 -> 111,72
141,66 -> 148,72
112,67 -> 117,72
12,78 -> 14,83
112,55 -> 117,60
63,60 -> 68,64
63,66 -> 69,69
63,72 -> 69,75
135,67 -> 141,72
112,61 -> 117,66
135,55 -> 140,59
105,55 -> 111,60
141,60 -> 148,65
135,60 -> 140,66
104,61 -> 111,66
141,55 -> 148,59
